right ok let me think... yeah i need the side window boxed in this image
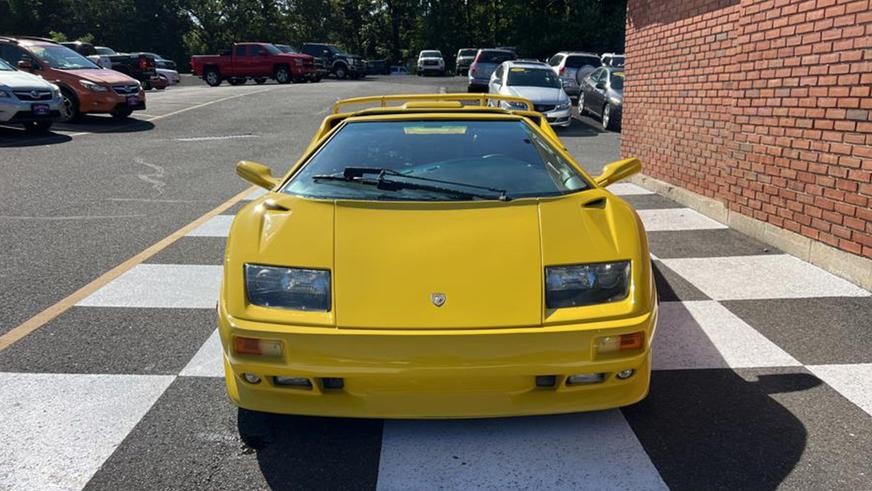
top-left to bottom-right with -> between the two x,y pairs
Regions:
547,55 -> 559,66
234,45 -> 247,57
0,44 -> 25,64
494,64 -> 503,79
250,45 -> 264,56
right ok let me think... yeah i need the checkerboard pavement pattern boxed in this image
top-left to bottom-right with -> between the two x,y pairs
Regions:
1,186 -> 870,491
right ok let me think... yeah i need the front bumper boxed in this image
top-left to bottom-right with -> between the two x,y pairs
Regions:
79,89 -> 146,114
544,107 -> 573,127
0,96 -> 62,123
218,302 -> 656,419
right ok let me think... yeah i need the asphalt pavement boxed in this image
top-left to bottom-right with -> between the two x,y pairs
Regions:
0,75 -> 869,491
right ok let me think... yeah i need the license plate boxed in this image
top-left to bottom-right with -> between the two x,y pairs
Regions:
127,96 -> 140,107
32,103 -> 50,116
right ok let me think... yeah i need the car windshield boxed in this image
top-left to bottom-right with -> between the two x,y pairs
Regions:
29,45 -> 99,70
263,44 -> 281,55
283,120 -> 589,201
506,67 -> 561,88
95,47 -> 115,55
0,58 -> 14,71
565,56 -> 601,69
275,45 -> 296,54
421,51 -> 442,58
477,51 -> 514,64
610,71 -> 624,90
459,49 -> 477,57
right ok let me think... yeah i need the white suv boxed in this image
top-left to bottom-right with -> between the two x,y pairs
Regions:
0,57 -> 62,132
417,50 -> 445,76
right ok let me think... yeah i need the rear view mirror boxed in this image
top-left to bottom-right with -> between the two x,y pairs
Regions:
595,158 -> 641,188
236,160 -> 279,190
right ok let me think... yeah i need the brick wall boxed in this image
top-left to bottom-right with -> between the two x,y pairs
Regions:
622,0 -> 871,258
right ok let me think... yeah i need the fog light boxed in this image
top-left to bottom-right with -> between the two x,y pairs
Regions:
596,332 -> 644,354
274,376 -> 312,389
233,336 -> 283,357
321,377 -> 344,390
567,373 -> 605,385
616,369 -> 635,380
242,373 -> 261,384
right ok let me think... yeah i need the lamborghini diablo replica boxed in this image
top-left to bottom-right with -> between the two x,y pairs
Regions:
219,93 -> 657,419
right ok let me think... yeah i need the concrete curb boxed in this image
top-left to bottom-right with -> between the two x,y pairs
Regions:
628,174 -> 872,291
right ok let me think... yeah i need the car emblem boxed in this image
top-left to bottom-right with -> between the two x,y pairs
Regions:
431,293 -> 446,307
31,90 -> 40,99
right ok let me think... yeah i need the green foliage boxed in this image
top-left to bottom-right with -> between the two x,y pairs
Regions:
0,0 -> 626,70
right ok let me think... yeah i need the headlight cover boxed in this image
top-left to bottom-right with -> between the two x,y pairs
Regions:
79,80 -> 108,92
545,261 -> 631,309
502,100 -> 528,110
244,264 -> 331,311
556,102 -> 571,110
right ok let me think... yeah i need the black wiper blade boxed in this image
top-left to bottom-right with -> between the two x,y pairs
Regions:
338,167 -> 511,201
312,168 -> 509,201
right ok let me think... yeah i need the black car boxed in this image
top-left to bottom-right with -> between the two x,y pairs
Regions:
299,43 -> 366,79
274,44 -> 326,81
579,66 -> 624,131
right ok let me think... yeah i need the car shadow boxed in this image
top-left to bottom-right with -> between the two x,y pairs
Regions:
237,409 -> 382,491
52,115 -> 155,134
556,115 -> 607,137
0,126 -> 72,147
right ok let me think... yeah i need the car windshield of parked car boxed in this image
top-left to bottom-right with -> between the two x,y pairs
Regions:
611,72 -> 624,90
609,56 -> 625,67
506,67 -> 561,88
95,47 -> 115,55
261,44 -> 281,55
478,51 -> 514,64
283,120 -> 588,201
459,49 -> 477,57
0,58 -> 14,71
29,45 -> 99,70
565,55 -> 601,69
275,45 -> 297,54
421,51 -> 442,58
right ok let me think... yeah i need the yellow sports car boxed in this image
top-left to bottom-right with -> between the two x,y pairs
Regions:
219,94 -> 657,419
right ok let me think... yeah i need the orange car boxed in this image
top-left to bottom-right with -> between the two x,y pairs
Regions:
0,36 -> 146,121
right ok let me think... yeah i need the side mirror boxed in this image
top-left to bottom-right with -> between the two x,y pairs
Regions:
17,60 -> 33,71
595,158 -> 641,188
236,160 -> 279,190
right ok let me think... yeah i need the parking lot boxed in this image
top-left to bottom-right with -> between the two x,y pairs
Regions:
1,76 -> 870,490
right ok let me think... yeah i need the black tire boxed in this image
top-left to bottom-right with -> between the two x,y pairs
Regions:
204,68 -> 221,87
24,120 -> 52,133
143,80 -> 152,90
58,88 -> 80,123
254,77 -> 267,85
578,92 -> 588,116
275,66 -> 291,84
111,108 -> 133,119
229,78 -> 246,86
602,104 -> 620,131
334,64 -> 348,79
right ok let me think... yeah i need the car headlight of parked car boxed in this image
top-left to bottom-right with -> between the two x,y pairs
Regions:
555,103 -> 571,111
0,88 -> 10,98
79,80 -> 108,92
501,100 -> 529,110
545,261 -> 631,308
245,264 -> 331,311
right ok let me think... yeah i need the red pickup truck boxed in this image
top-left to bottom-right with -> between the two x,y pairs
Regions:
191,43 -> 316,86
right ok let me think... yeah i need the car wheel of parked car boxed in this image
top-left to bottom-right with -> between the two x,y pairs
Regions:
602,104 -> 619,131
578,93 -> 588,116
24,120 -> 52,133
204,68 -> 221,87
334,64 -> 348,80
275,66 -> 291,84
111,108 -> 133,119
58,89 -> 80,123
254,77 -> 267,85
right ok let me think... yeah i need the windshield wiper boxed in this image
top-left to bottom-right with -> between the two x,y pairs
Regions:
312,167 -> 510,201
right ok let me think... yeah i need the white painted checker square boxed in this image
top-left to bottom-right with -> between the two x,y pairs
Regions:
607,183 -> 655,196
377,411 -> 667,491
180,329 -> 224,377
77,264 -> 223,309
807,364 -> 872,417
661,254 -> 870,300
636,208 -> 728,232
243,188 -> 267,200
0,372 -> 173,491
186,215 -> 234,237
653,301 -> 799,370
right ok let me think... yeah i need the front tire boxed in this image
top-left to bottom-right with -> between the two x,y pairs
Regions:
204,68 -> 221,87
578,92 -> 588,116
334,64 -> 348,79
275,66 -> 291,84
602,104 -> 620,131
58,88 -> 80,123
24,120 -> 52,133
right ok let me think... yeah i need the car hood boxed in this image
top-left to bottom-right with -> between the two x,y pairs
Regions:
504,85 -> 568,105
0,70 -> 54,90
419,57 -> 443,61
66,68 -> 138,84
224,190 -> 647,329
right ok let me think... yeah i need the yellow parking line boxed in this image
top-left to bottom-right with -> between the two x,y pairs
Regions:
0,186 -> 256,352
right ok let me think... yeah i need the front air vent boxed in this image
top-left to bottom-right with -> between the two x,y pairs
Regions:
582,197 -> 607,209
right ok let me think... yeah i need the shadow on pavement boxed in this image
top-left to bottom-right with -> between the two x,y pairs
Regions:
52,115 -> 155,134
237,409 -> 382,490
0,126 -> 72,147
623,369 -> 819,490
557,116 -> 608,137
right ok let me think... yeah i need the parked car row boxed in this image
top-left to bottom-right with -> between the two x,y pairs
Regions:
60,41 -> 180,90
0,35 -> 148,128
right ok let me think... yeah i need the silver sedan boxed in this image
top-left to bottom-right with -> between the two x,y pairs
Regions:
488,61 -> 572,127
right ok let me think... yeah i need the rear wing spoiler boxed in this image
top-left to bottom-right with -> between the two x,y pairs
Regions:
330,93 -> 534,114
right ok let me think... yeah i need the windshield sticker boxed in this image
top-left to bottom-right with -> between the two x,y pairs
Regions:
613,71 -> 625,78
403,126 -> 468,135
510,67 -> 527,72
